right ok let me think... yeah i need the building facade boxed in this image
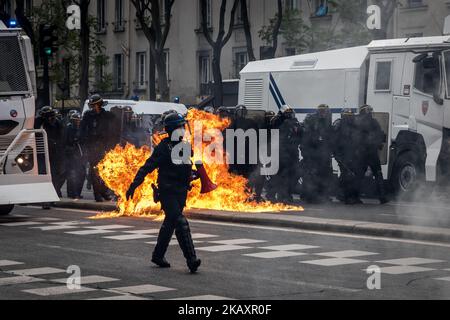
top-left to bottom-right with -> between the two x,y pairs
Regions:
2,0 -> 450,106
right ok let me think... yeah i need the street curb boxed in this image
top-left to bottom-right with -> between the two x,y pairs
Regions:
54,200 -> 450,244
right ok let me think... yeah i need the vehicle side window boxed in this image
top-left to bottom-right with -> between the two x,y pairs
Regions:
375,61 -> 392,91
414,57 -> 441,96
444,51 -> 450,98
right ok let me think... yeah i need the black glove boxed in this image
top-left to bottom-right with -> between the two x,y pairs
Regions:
126,184 -> 137,201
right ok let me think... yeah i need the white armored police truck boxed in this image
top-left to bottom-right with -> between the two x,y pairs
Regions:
239,36 -> 450,196
0,20 -> 58,215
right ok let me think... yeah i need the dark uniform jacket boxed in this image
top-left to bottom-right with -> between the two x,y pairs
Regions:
130,137 -> 193,194
356,114 -> 385,152
65,123 -> 83,159
301,113 -> 333,157
80,108 -> 119,161
34,116 -> 65,158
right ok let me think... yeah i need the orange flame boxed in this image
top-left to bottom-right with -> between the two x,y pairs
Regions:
96,109 -> 303,218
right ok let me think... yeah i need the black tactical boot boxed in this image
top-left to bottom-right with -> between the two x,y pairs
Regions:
151,256 -> 171,268
153,222 -> 175,266
175,216 -> 201,273
375,171 -> 389,204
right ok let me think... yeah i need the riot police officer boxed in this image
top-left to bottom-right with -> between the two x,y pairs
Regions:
80,94 -> 119,202
65,112 -> 86,199
126,113 -> 201,273
356,104 -> 389,204
270,105 -> 302,203
300,104 -> 333,203
35,106 -> 66,200
333,108 -> 362,205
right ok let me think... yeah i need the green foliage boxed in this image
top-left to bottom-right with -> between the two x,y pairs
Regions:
258,9 -> 311,54
30,0 -> 108,91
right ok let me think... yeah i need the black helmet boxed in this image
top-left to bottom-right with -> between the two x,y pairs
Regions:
281,105 -> 295,119
341,108 -> 354,117
359,104 -> 373,115
39,106 -> 55,118
235,105 -> 247,119
317,104 -> 330,118
123,106 -> 133,113
69,112 -> 81,123
88,94 -> 104,107
164,113 -> 186,132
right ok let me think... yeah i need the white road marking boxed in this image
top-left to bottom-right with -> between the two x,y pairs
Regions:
300,258 -> 368,267
108,284 -> 175,294
0,260 -> 24,267
65,229 -> 117,235
191,233 -> 220,239
51,275 -> 119,285
22,285 -> 96,296
1,222 -> 42,227
375,258 -> 444,266
316,250 -> 379,258
435,277 -> 450,282
259,244 -> 319,251
32,225 -> 80,231
9,267 -> 66,276
196,244 -> 253,252
123,229 -> 160,234
103,234 -> 156,240
189,220 -> 450,248
90,295 -> 149,300
209,239 -> 267,245
85,225 -> 133,230
244,251 -> 307,259
0,276 -> 43,286
376,266 -> 435,275
169,295 -> 233,300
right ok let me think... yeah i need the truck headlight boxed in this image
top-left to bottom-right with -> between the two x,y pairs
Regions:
14,146 -> 34,172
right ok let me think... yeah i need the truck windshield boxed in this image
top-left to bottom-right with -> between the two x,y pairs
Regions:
444,51 -> 450,98
0,35 -> 29,95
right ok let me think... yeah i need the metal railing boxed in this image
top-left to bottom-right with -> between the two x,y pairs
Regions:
0,129 -> 50,175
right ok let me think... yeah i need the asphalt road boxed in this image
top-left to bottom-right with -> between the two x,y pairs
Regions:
1,206 -> 450,300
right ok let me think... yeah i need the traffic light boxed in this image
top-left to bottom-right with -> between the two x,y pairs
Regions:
39,24 -> 58,57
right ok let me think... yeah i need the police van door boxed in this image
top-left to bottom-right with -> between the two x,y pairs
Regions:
0,33 -> 28,139
410,52 -> 444,181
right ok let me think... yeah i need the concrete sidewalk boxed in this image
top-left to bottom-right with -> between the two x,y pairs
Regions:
52,198 -> 450,244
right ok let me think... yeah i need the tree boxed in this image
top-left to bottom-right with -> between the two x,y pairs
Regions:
257,0 -> 282,59
240,0 -> 255,62
200,0 -> 239,106
74,0 -> 91,107
131,0 -> 175,102
370,0 -> 400,40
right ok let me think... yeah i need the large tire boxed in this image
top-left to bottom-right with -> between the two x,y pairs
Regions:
0,204 -> 14,216
391,151 -> 425,199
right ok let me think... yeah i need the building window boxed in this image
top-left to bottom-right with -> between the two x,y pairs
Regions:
97,0 -> 106,33
234,50 -> 248,78
96,64 -> 104,84
25,0 -> 33,16
375,60 -> 392,91
408,0 -> 423,8
285,0 -> 298,11
199,53 -> 211,95
115,0 -> 125,32
114,54 -> 124,91
136,52 -> 146,89
200,0 -> 212,28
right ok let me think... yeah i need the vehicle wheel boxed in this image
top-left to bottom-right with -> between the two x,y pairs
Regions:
0,204 -> 14,216
391,151 -> 424,199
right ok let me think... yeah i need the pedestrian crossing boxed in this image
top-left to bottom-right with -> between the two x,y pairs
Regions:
0,259 -> 233,300
3,215 -> 450,282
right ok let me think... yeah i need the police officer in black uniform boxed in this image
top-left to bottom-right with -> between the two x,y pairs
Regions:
356,104 -> 389,204
65,112 -> 86,199
80,94 -> 119,202
333,108 -> 362,205
35,106 -> 66,200
125,113 -> 201,273
300,104 -> 333,203
270,105 -> 302,203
